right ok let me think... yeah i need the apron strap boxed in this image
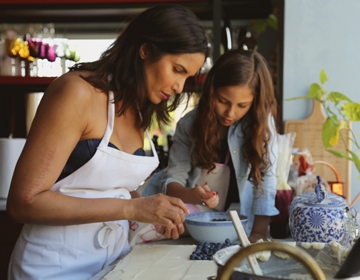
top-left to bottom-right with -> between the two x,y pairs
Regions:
98,90 -> 115,149
146,129 -> 159,162
95,221 -> 128,267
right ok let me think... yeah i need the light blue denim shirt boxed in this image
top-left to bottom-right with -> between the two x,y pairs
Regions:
160,108 -> 279,234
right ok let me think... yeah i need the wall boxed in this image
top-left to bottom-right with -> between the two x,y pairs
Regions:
283,0 -> 360,210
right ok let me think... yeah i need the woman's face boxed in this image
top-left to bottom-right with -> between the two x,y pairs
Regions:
142,50 -> 205,104
214,85 -> 254,127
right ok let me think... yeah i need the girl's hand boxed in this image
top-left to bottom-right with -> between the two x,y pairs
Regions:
155,223 -> 185,240
129,193 -> 189,230
192,184 -> 219,208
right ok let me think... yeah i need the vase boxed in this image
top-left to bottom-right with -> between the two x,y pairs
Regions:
290,194 -> 347,243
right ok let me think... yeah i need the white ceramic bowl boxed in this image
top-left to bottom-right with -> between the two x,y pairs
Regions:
184,212 -> 248,243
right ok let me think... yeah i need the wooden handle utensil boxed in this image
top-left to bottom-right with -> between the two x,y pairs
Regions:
229,210 -> 263,276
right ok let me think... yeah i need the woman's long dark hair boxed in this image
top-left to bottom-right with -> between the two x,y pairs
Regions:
70,4 -> 208,128
191,50 -> 277,193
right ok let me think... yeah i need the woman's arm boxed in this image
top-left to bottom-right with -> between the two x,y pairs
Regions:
6,73 -> 188,230
248,215 -> 270,243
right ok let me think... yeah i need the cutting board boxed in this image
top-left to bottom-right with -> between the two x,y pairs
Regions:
284,99 -> 351,202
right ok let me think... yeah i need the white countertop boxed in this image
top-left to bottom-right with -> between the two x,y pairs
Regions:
90,236 -> 199,280
90,229 -> 294,280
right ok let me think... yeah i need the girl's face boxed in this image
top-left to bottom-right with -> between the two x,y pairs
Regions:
142,50 -> 205,104
214,85 -> 254,127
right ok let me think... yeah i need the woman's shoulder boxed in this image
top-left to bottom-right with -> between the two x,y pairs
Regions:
42,71 -> 106,116
49,70 -> 95,95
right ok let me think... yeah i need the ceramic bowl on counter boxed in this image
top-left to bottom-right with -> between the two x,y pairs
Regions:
184,212 -> 247,243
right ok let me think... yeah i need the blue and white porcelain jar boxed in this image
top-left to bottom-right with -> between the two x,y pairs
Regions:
289,176 -> 347,243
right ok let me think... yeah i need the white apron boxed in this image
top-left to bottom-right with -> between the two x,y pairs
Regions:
185,151 -> 230,214
8,91 -> 159,280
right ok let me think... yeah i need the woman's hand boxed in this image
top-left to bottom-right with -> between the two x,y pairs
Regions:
155,223 -> 185,240
129,193 -> 189,230
191,184 -> 219,208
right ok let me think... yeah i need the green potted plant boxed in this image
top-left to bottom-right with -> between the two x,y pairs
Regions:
285,70 -> 360,182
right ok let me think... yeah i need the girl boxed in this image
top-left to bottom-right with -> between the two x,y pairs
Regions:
7,4 -> 207,279
159,49 -> 279,242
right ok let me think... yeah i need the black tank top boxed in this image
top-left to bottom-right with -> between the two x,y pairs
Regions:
56,139 -> 145,182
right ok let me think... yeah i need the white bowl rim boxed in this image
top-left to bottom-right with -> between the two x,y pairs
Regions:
185,212 -> 248,227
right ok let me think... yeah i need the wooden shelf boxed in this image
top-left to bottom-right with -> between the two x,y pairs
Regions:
0,76 -> 56,93
0,76 -> 56,85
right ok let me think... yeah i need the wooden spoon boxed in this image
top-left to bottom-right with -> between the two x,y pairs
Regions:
229,210 -> 263,276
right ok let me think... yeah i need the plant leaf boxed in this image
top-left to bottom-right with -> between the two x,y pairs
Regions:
251,19 -> 267,33
344,135 -> 358,146
326,105 -> 339,126
328,120 -> 348,146
267,14 -> 278,30
320,69 -> 328,85
322,117 -> 339,148
347,149 -> 360,173
326,149 -> 353,160
285,96 -> 322,103
329,127 -> 340,146
358,174 -> 360,181
341,103 -> 360,121
339,120 -> 348,130
326,92 -> 352,105
329,116 -> 341,146
308,83 -> 324,99
285,96 -> 315,101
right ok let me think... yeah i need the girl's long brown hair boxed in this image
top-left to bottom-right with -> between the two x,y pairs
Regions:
191,50 -> 277,193
69,4 -> 208,129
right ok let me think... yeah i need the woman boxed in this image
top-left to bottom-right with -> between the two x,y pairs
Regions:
7,4 -> 207,279
159,49 -> 279,242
